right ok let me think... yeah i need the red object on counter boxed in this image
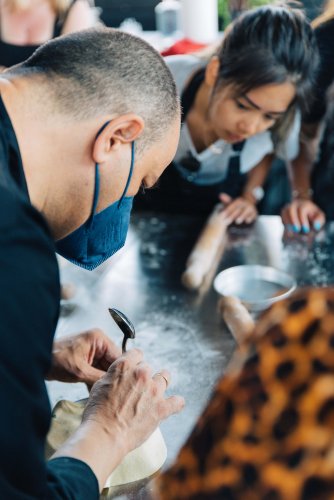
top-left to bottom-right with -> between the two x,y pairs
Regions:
161,37 -> 208,56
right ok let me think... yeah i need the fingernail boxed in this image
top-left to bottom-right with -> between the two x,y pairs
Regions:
314,221 -> 322,231
293,225 -> 300,233
302,225 -> 309,234
286,224 -> 294,232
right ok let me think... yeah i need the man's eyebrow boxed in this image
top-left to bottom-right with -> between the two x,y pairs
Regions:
241,94 -> 286,115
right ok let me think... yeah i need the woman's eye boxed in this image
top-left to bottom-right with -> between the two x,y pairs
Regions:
264,115 -> 276,122
236,100 -> 248,110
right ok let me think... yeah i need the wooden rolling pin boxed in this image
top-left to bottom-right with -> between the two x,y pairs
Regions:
182,204 -> 228,290
218,296 -> 255,345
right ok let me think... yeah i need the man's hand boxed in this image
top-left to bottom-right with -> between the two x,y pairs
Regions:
281,199 -> 325,233
219,193 -> 258,225
83,349 -> 185,453
52,349 -> 185,489
47,329 -> 122,385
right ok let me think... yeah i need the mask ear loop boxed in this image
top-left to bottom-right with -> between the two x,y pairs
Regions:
88,123 -> 135,226
86,163 -> 100,229
118,141 -> 135,208
86,121 -> 110,228
88,141 -> 135,225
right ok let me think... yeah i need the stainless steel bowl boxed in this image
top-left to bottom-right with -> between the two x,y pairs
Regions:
213,265 -> 296,312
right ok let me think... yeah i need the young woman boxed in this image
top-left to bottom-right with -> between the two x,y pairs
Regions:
281,0 -> 334,232
136,5 -> 318,225
0,0 -> 98,68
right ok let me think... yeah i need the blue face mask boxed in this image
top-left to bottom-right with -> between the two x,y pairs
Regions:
56,140 -> 135,271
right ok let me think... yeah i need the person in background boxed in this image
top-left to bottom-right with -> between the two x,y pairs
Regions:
307,86 -> 334,222
0,27 -> 184,498
157,288 -> 334,499
301,0 -> 326,21
281,0 -> 334,233
135,6 -> 318,228
0,0 -> 99,68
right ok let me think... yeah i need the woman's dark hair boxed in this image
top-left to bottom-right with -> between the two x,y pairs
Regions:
214,5 -> 319,147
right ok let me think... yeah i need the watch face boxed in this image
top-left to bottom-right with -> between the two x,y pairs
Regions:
252,186 -> 265,201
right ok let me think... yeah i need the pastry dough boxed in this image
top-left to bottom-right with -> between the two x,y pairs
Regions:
46,399 -> 167,487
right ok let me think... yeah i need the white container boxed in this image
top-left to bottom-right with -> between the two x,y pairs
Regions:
155,0 -> 182,37
181,0 -> 218,44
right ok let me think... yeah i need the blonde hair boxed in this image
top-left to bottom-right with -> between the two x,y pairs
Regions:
5,0 -> 71,15
312,0 -> 334,28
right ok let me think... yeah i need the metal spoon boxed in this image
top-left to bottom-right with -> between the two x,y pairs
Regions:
108,308 -> 136,353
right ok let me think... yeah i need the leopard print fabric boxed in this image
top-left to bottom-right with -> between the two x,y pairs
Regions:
156,288 -> 334,500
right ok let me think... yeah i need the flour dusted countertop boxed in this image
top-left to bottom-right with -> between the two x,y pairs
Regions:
48,214 -> 334,499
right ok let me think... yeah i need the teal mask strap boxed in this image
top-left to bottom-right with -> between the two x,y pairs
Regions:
118,141 -> 135,208
86,163 -> 100,228
88,140 -> 135,226
87,120 -> 109,227
87,121 -> 135,224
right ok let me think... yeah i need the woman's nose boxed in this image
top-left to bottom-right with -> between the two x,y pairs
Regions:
238,116 -> 263,137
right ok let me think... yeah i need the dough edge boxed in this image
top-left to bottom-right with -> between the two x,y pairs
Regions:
46,399 -> 167,487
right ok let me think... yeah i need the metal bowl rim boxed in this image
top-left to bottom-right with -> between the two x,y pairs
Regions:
213,265 -> 296,311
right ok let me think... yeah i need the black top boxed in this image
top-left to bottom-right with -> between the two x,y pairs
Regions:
0,1 -> 75,67
304,18 -> 334,124
311,97 -> 334,220
0,97 -> 99,498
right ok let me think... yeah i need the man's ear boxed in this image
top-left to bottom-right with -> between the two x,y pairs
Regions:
205,56 -> 220,88
92,114 -> 144,164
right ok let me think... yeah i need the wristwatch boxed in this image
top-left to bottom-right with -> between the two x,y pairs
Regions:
251,186 -> 265,202
243,186 -> 265,204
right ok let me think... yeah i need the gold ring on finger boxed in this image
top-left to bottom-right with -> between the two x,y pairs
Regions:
156,372 -> 169,388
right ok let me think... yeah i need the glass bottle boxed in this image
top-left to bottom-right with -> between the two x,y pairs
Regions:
155,0 -> 182,37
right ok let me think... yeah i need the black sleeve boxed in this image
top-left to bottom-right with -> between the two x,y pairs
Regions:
304,20 -> 334,124
0,187 -> 98,499
47,458 -> 99,499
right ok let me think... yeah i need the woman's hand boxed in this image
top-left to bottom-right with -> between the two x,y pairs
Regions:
219,193 -> 258,225
47,329 -> 122,385
281,199 -> 325,233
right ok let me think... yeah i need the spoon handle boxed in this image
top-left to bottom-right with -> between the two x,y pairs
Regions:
122,335 -> 128,353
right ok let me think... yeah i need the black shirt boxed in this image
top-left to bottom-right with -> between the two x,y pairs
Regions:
304,18 -> 334,124
311,97 -> 334,220
0,97 -> 99,498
